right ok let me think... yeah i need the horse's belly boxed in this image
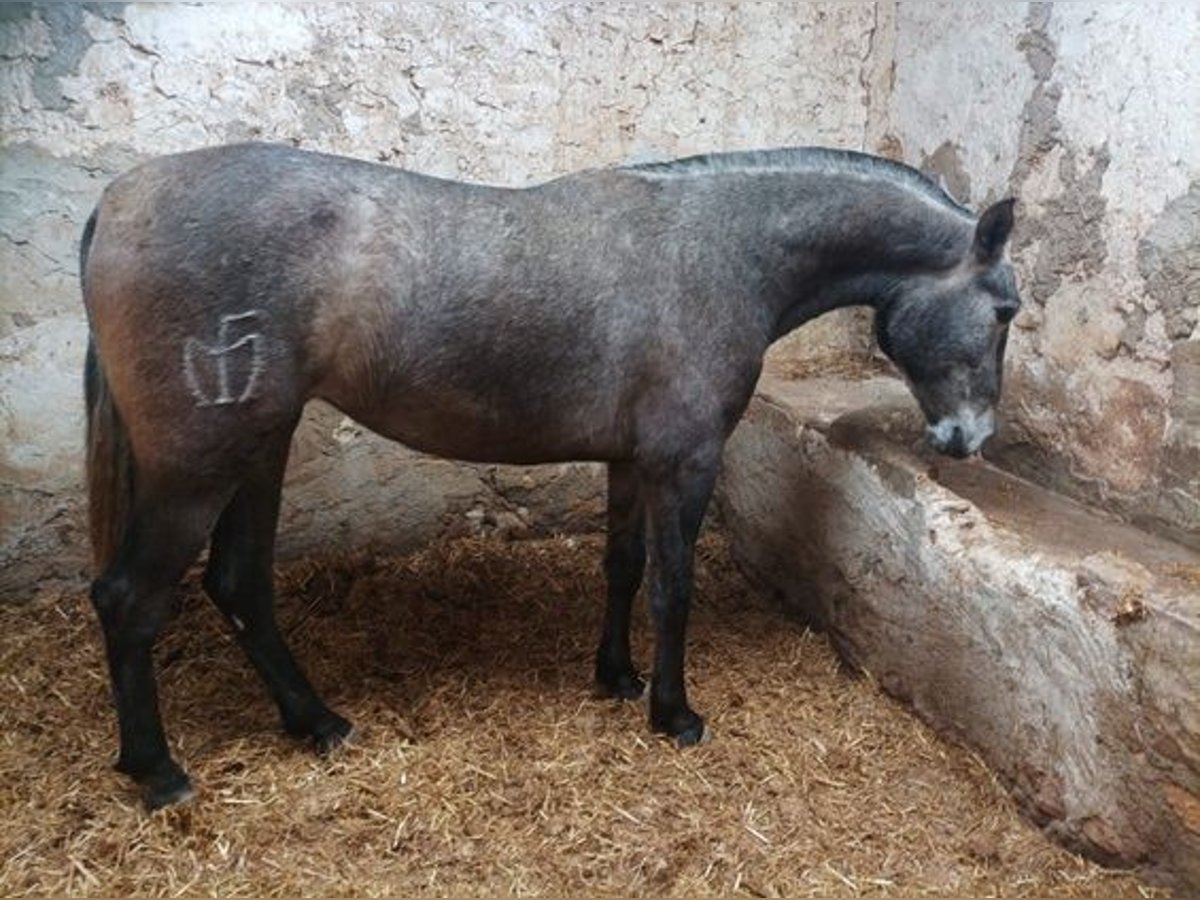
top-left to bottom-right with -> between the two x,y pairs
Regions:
323,388 -> 626,465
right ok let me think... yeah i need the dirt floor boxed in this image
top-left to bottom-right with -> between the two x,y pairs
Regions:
0,531 -> 1170,897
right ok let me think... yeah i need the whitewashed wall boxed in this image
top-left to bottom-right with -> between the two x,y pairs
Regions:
869,1 -> 1199,547
4,2 -> 1195,594
1,2 -> 878,591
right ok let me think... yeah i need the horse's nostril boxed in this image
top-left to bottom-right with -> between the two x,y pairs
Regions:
947,425 -> 968,458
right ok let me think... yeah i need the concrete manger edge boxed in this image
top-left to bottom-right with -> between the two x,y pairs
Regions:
715,373 -> 1200,890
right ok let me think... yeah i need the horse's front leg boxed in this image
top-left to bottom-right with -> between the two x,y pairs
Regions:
643,444 -> 721,746
595,461 -> 647,699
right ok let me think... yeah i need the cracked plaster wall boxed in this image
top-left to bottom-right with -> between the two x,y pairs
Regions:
869,1 -> 1200,548
0,2 -> 878,593
4,2 -> 1195,595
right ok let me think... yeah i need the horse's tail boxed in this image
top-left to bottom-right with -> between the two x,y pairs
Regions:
82,210 -> 133,574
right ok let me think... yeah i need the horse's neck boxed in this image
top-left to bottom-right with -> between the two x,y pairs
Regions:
742,178 -> 972,342
768,272 -> 892,340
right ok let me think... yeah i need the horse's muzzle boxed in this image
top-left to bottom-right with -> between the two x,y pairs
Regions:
926,408 -> 994,458
933,425 -> 969,458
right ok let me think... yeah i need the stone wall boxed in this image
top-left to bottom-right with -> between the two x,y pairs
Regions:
2,2 -> 1196,595
0,2 -> 877,593
867,1 -> 1199,547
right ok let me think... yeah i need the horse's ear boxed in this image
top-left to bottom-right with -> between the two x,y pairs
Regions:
973,198 -> 1016,264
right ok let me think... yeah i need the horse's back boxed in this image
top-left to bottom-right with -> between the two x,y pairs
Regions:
82,143 -> 760,471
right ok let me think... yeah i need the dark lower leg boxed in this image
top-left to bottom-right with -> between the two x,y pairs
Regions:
595,532 -> 646,698
647,538 -> 704,743
91,489 -> 225,809
645,453 -> 719,746
595,462 -> 646,699
93,579 -> 192,808
212,583 -> 352,750
204,459 -> 351,751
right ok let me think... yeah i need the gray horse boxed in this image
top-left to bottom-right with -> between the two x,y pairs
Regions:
81,143 -> 1019,808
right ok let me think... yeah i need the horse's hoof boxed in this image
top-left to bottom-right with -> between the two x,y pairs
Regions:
674,719 -> 709,748
139,767 -> 195,812
651,706 -> 706,747
314,714 -> 355,755
679,723 -> 712,748
595,669 -> 647,701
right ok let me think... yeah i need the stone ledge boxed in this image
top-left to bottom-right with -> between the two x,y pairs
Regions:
716,373 -> 1200,890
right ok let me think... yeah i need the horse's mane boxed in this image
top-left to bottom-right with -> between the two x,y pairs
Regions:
623,147 -> 972,218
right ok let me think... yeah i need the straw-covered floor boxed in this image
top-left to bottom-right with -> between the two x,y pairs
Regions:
0,531 -> 1168,897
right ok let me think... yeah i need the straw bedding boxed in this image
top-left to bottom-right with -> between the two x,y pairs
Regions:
0,531 -> 1167,896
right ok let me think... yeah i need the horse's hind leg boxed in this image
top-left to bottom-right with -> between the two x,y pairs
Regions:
91,476 -> 232,809
202,435 -> 352,752
595,460 -> 647,699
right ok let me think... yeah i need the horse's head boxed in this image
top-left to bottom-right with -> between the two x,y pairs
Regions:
875,198 -> 1020,458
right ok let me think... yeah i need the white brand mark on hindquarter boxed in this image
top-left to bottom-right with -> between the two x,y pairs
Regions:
183,310 -> 267,407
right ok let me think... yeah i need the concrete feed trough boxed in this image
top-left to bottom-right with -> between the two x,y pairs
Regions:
718,371 -> 1200,890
